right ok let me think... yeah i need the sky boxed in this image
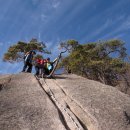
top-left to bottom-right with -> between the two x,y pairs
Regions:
0,0 -> 130,74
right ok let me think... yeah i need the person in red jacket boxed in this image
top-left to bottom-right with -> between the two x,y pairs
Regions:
35,58 -> 47,76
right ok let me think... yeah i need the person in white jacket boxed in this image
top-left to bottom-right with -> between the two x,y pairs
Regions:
22,50 -> 36,73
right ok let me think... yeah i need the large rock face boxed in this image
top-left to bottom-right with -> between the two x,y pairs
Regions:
54,74 -> 130,130
0,73 -> 130,130
0,73 -> 66,130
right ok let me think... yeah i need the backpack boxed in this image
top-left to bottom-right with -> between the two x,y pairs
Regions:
24,53 -> 33,63
47,63 -> 52,70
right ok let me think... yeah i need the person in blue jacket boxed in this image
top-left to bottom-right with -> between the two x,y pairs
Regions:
22,50 -> 36,73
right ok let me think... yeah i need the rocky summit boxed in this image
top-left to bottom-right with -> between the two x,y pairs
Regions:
0,73 -> 130,130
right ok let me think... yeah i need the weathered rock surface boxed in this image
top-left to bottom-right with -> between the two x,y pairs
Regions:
0,73 -> 66,130
0,73 -> 130,130
54,74 -> 130,130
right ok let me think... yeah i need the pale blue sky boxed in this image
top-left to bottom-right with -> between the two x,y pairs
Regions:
0,0 -> 130,74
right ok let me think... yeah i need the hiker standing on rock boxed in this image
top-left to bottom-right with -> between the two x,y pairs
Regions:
44,57 -> 58,75
34,57 -> 58,76
34,58 -> 46,76
22,50 -> 36,73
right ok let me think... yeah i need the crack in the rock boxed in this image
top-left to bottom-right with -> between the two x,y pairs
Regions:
35,76 -> 71,130
0,77 -> 12,91
0,84 -> 3,91
124,111 -> 130,125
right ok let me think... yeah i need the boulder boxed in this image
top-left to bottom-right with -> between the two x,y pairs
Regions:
55,74 -> 130,130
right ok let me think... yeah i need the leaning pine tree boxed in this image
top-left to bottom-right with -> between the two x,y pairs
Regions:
3,38 -> 50,63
